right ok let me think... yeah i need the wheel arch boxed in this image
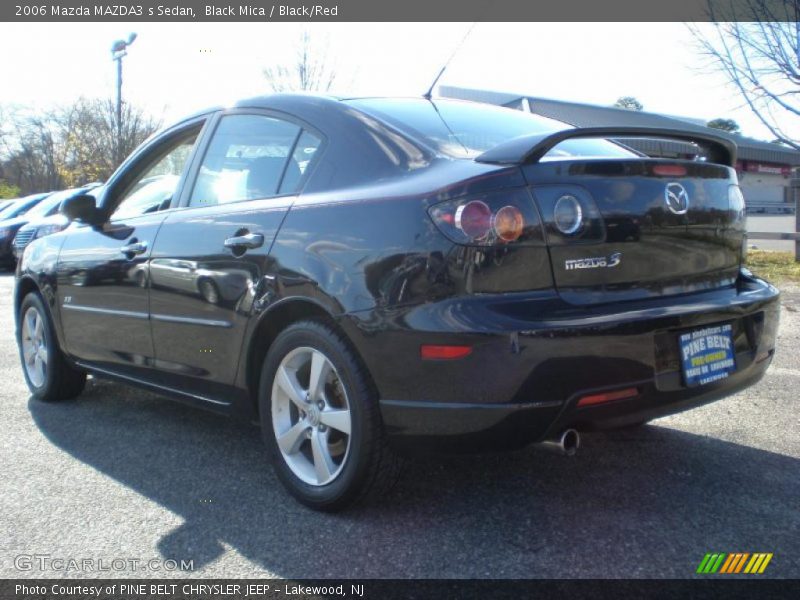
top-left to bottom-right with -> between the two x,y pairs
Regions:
15,276 -> 41,323
241,296 -> 366,416
15,273 -> 72,360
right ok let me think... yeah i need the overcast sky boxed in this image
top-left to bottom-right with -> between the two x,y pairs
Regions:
0,22 -> 791,142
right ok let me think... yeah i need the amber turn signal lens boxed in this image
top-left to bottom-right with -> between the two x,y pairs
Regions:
492,205 -> 525,242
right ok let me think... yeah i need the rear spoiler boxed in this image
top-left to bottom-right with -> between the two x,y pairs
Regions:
475,127 -> 737,168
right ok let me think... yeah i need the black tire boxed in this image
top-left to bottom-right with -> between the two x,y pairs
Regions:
17,292 -> 86,402
258,319 -> 400,511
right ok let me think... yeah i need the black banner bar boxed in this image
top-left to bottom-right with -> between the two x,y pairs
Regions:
2,579 -> 800,600
2,0 -> 799,22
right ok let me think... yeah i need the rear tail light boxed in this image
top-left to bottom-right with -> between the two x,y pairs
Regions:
429,189 -> 544,246
729,185 -> 746,218
455,200 -> 492,239
729,185 -> 747,260
493,205 -> 525,242
553,194 -> 584,235
530,185 -> 605,244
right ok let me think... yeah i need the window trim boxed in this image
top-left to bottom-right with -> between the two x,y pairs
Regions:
176,107 -> 327,210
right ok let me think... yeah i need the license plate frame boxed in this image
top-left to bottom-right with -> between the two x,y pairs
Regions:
679,323 -> 736,387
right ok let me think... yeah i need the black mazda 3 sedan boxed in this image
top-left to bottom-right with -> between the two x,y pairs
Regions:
15,95 -> 780,510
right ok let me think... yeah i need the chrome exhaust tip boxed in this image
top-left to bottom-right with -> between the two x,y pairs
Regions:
537,429 -> 580,456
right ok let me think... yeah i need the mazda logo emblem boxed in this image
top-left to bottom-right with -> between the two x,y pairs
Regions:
664,182 -> 690,215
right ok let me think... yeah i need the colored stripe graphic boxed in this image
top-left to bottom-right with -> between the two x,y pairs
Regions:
758,554 -> 773,573
720,553 -> 749,573
698,553 -> 727,573
744,553 -> 774,574
719,554 -> 736,573
734,553 -> 750,573
700,552 -> 773,574
697,553 -> 713,573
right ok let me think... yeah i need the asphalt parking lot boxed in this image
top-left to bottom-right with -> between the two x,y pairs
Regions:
0,272 -> 798,579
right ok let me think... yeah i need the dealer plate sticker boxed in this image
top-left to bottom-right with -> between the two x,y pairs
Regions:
679,324 -> 736,387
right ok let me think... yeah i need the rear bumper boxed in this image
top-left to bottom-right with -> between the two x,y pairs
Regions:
379,351 -> 772,452
343,271 -> 780,452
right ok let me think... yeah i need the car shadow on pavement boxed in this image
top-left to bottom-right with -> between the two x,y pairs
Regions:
29,378 -> 800,579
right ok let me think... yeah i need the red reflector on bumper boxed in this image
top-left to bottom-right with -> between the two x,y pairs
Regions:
420,345 -> 473,360
577,387 -> 639,407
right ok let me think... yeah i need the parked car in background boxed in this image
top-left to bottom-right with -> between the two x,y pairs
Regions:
0,192 -> 52,269
0,192 -> 49,220
0,198 -> 18,212
14,95 -> 779,511
13,184 -> 102,259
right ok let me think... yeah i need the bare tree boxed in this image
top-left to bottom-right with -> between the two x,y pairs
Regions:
689,1 -> 800,149
263,31 -> 337,92
0,98 -> 161,194
56,98 -> 161,184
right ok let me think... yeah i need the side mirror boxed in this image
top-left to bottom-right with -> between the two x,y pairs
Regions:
61,194 -> 103,225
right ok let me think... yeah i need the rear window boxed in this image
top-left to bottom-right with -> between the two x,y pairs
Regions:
345,98 -> 637,161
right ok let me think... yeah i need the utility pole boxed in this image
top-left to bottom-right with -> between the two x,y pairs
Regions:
110,33 -> 137,166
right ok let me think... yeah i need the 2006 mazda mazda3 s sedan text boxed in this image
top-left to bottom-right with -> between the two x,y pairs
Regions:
14,95 -> 780,510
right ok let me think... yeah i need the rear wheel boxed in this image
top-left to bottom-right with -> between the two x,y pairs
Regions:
259,320 -> 399,511
18,292 -> 86,402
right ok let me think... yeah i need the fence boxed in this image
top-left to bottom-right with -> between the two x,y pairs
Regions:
747,196 -> 800,262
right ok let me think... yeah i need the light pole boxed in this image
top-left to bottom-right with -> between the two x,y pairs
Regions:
111,32 -> 137,165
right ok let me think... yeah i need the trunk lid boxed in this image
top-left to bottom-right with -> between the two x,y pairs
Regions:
523,160 -> 745,305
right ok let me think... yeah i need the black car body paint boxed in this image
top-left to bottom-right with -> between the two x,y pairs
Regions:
15,95 -> 779,454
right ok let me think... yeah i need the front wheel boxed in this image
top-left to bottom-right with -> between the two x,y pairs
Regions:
259,320 -> 398,511
18,292 -> 86,402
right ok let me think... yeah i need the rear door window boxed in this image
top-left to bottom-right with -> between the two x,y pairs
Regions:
279,130 -> 322,194
189,115 -> 306,207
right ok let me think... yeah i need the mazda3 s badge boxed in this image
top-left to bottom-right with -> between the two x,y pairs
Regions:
14,95 -> 779,510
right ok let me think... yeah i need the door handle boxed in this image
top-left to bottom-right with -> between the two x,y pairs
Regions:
120,241 -> 148,256
224,233 -> 264,250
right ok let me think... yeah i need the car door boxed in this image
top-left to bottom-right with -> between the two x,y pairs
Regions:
147,110 -> 324,400
56,119 -> 208,378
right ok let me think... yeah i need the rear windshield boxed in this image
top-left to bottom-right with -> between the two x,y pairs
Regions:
345,98 -> 637,161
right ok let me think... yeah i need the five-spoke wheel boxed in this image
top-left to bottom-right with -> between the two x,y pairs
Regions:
17,292 -> 86,402
21,306 -> 48,388
259,320 -> 398,511
272,347 -> 352,486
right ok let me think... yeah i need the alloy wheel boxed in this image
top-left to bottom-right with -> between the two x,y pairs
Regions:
21,306 -> 48,388
271,347 -> 352,486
